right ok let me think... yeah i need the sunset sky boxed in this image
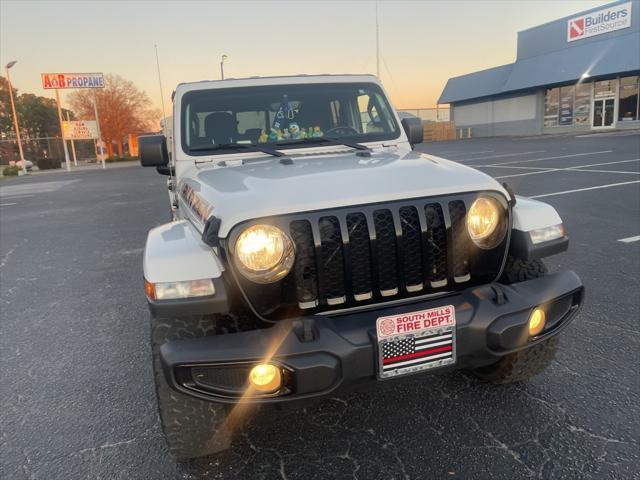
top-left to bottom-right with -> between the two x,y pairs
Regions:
1,0 -> 610,113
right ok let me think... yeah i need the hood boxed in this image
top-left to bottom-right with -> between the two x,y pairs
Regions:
183,148 -> 507,237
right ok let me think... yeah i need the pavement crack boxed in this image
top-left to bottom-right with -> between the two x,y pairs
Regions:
0,248 -> 15,269
337,441 -> 361,479
468,418 -> 537,477
382,440 -> 410,480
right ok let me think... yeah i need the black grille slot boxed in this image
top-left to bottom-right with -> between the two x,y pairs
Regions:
319,216 -> 345,301
449,201 -> 470,281
373,209 -> 398,294
290,220 -> 318,304
399,206 -> 423,290
346,213 -> 372,297
424,203 -> 447,285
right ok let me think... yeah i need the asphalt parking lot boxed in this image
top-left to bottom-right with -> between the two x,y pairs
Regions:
1,132 -> 639,480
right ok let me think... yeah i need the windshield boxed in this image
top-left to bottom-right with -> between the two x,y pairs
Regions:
181,82 -> 400,155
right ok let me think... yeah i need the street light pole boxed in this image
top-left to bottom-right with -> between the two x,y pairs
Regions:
220,54 -> 228,80
5,61 -> 26,174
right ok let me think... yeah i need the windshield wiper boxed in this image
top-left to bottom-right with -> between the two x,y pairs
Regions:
275,137 -> 370,151
190,143 -> 284,157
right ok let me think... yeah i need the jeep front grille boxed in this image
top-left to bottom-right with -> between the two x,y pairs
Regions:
227,192 -> 510,320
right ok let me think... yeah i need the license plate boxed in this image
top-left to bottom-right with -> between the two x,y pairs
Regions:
376,305 -> 456,379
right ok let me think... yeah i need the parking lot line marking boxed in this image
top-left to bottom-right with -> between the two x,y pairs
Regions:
495,166 -> 639,179
456,151 -> 546,162
570,168 -> 640,175
496,170 -> 560,179
618,235 -> 640,243
0,203 -> 17,207
567,158 -> 640,169
475,165 -> 551,170
447,150 -> 495,157
488,150 -> 613,166
530,180 -> 640,199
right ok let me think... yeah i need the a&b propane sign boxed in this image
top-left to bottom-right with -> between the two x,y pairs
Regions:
41,73 -> 105,89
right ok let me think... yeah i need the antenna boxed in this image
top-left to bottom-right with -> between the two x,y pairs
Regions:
375,0 -> 380,78
154,44 -> 175,197
155,44 -> 167,121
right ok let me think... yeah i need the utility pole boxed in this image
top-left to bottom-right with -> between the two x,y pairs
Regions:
5,61 -> 26,174
220,54 -> 228,80
375,0 -> 380,79
66,111 -> 78,166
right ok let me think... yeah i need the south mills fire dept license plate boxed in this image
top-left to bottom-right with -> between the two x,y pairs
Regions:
376,305 -> 456,379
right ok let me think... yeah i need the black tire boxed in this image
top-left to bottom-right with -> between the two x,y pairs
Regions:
499,256 -> 548,284
469,256 -> 557,384
151,314 -> 231,460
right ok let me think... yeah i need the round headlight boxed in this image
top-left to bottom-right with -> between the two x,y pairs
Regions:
467,196 -> 506,249
234,224 -> 295,283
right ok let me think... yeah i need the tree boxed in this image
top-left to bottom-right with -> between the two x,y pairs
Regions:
17,93 -> 73,138
68,74 -> 160,156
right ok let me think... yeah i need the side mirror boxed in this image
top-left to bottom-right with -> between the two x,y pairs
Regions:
139,135 -> 168,167
401,117 -> 424,146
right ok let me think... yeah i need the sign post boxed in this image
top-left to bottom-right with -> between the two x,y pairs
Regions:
54,88 -> 72,172
66,111 -> 78,166
41,72 -> 105,171
92,90 -> 105,168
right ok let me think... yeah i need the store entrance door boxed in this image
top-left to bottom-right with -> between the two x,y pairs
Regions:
592,98 -> 615,128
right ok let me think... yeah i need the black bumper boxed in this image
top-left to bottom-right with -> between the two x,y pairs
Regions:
160,271 -> 584,404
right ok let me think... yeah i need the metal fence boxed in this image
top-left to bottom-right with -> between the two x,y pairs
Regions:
397,107 -> 450,122
0,136 -> 98,165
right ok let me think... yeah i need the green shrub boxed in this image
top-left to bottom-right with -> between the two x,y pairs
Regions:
36,157 -> 62,170
2,166 -> 20,176
105,155 -> 139,163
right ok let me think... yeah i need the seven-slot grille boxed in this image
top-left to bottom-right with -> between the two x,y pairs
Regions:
288,199 -> 478,309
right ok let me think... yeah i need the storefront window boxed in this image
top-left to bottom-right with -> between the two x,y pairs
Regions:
594,79 -> 617,98
619,76 -> 639,122
574,83 -> 591,125
559,86 -> 575,125
544,88 -> 559,127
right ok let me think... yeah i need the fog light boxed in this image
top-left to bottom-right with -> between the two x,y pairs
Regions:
248,363 -> 282,393
528,308 -> 546,336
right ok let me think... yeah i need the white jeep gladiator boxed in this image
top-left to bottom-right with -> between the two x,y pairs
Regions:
139,74 -> 584,460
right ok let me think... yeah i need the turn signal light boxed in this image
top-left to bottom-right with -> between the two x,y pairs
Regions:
248,363 -> 282,393
528,307 -> 546,336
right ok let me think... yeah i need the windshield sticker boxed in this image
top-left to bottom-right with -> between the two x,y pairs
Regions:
260,125 -> 323,143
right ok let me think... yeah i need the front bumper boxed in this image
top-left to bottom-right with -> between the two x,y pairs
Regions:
160,271 -> 584,404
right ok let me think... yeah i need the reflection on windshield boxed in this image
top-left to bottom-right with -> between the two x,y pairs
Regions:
181,82 -> 400,154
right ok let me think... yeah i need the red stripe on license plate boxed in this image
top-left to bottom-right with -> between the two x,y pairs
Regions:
383,345 -> 452,364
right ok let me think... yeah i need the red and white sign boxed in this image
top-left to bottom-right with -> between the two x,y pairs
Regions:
62,120 -> 98,140
567,2 -> 632,42
41,72 -> 105,89
376,305 -> 456,338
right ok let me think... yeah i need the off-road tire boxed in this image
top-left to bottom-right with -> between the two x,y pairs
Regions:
151,314 -> 232,460
469,256 -> 557,384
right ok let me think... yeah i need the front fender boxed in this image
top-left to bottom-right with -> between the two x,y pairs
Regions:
509,196 -> 568,261
144,220 -> 229,315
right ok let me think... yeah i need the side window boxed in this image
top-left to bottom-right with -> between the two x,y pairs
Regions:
358,92 -> 385,133
236,111 -> 266,134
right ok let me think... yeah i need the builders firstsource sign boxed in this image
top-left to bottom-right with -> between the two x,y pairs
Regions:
567,2 -> 632,42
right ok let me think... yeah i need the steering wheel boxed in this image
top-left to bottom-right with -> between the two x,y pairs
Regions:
324,126 -> 359,137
